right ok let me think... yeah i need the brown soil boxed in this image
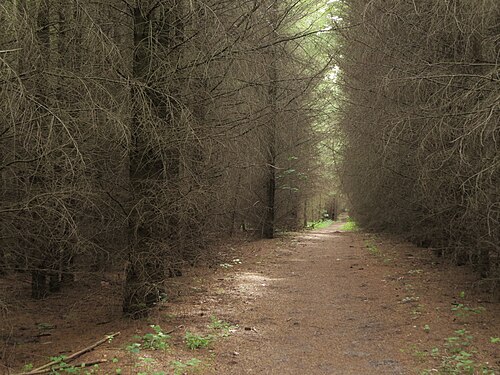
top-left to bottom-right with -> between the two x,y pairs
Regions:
1,222 -> 499,374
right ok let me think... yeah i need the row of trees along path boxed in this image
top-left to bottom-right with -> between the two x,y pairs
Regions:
1,0 -> 499,373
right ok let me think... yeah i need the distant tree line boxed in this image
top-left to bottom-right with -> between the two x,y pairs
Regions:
337,0 -> 499,286
0,0 -> 337,316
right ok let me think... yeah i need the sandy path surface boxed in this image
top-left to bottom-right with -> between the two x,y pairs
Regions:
213,222 -> 410,374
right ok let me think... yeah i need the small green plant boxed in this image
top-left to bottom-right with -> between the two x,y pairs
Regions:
341,218 -> 358,231
22,363 -> 34,372
171,358 -> 203,375
184,331 -> 214,350
125,342 -> 142,354
451,292 -> 485,318
22,356 -> 104,375
209,316 -> 237,337
137,357 -> 156,365
490,337 -> 500,343
451,303 -> 485,318
422,329 -> 497,375
423,324 -> 430,333
445,329 -> 473,352
128,325 -> 171,352
47,355 -> 90,374
141,325 -> 171,350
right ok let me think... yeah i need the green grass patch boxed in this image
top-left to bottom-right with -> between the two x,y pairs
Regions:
419,329 -> 498,375
208,316 -> 237,337
341,217 -> 358,231
307,220 -> 333,229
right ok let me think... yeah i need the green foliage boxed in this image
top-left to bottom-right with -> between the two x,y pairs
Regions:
421,329 -> 497,375
171,358 -> 203,375
126,325 -> 171,353
307,219 -> 333,229
341,218 -> 358,231
208,316 -> 237,337
141,325 -> 171,350
21,356 -> 103,375
451,294 -> 485,318
451,303 -> 485,317
22,363 -> 34,372
125,342 -> 142,354
184,331 -> 214,350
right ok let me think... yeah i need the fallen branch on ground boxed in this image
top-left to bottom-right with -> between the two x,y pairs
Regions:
17,359 -> 108,375
15,332 -> 120,375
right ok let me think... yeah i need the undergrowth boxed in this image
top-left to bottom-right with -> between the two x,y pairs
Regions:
20,316 -> 238,374
341,217 -> 358,231
307,219 -> 333,229
406,292 -> 500,374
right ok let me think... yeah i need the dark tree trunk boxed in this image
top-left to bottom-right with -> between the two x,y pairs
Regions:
123,5 -> 154,317
31,269 -> 48,299
31,0 -> 51,299
262,2 -> 278,239
123,3 -> 184,317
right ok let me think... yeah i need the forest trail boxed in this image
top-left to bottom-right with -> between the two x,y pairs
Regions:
3,222 -> 499,374
212,222 -> 410,374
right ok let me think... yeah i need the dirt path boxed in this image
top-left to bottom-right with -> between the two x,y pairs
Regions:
207,222 -> 499,374
212,222 -> 410,374
2,222 -> 499,374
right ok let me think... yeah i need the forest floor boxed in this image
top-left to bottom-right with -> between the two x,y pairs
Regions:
1,221 -> 499,374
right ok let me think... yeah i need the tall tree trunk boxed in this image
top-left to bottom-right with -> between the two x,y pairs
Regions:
123,2 -> 185,317
122,5 -> 154,317
263,1 -> 278,239
31,0 -> 51,299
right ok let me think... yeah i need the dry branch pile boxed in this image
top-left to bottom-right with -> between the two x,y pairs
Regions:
337,0 -> 499,283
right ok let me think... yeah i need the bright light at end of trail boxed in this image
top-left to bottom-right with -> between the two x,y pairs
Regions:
327,66 -> 340,81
